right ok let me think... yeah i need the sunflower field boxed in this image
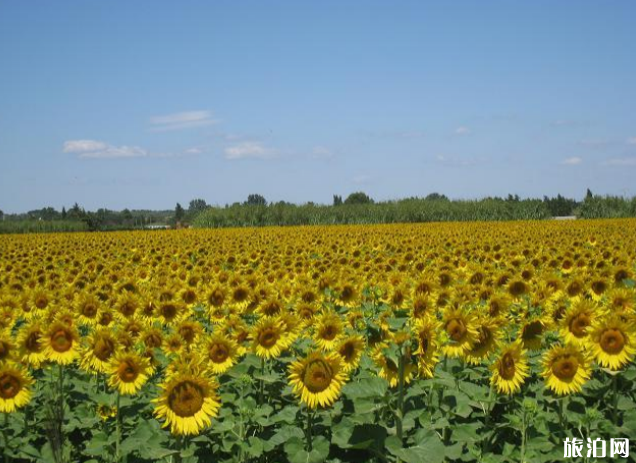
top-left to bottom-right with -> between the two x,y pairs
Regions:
1,220 -> 635,463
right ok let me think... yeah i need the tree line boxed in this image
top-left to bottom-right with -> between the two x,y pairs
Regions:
2,189 -> 635,234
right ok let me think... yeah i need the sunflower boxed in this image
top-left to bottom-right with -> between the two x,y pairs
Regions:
520,317 -> 547,351
410,294 -> 434,320
373,345 -> 417,388
560,299 -> 601,346
313,311 -> 344,351
490,341 -> 529,395
288,351 -> 348,408
153,372 -> 221,435
441,308 -> 478,358
465,317 -> 502,365
0,362 -> 34,413
15,322 -> 48,369
80,328 -> 119,374
107,351 -> 153,395
335,335 -> 365,372
412,316 -> 440,378
587,317 -> 636,370
542,344 -> 591,396
43,321 -> 80,365
74,292 -> 101,326
0,333 -> 16,363
201,333 -> 240,375
251,317 -> 290,359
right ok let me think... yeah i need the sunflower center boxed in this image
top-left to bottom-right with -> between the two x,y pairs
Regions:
168,381 -> 205,417
209,290 -> 224,307
446,319 -> 467,342
93,338 -> 115,361
51,329 -> 73,352
0,374 -> 21,399
569,314 -> 591,338
600,329 -> 625,355
233,288 -> 248,303
161,304 -> 178,321
339,342 -> 356,361
209,343 -> 230,363
118,361 -> 140,383
82,303 -> 98,318
522,321 -> 543,340
472,327 -> 492,351
25,331 -> 43,353
0,341 -> 10,361
499,353 -> 516,380
258,328 -> 279,348
35,295 -> 49,309
552,355 -> 579,380
321,325 -> 338,341
303,359 -> 334,393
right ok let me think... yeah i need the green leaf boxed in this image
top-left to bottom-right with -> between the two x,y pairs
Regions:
343,376 -> 388,400
331,420 -> 386,450
386,432 -> 445,463
451,422 -> 482,443
284,436 -> 329,463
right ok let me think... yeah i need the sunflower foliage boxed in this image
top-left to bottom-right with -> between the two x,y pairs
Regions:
0,220 -> 635,463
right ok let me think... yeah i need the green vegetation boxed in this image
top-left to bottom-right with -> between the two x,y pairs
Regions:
577,195 -> 636,219
193,196 -> 551,228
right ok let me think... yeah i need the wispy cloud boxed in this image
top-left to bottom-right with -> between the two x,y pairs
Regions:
309,146 -> 334,160
578,138 -> 611,148
436,153 -> 484,167
224,142 -> 276,160
63,140 -> 109,153
149,110 -> 218,132
627,137 -> 636,145
63,139 -> 198,159
454,126 -> 471,135
601,157 -> 636,167
561,156 -> 582,165
365,130 -> 425,139
64,139 -> 148,159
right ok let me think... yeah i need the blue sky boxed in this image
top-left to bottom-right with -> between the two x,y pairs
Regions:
1,1 -> 635,213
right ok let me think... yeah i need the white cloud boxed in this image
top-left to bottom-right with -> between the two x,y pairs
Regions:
310,146 -> 334,159
436,153 -> 484,167
63,139 -> 152,159
224,142 -> 275,160
63,139 -> 108,153
627,137 -> 636,145
149,110 -> 218,131
601,157 -> 636,167
578,138 -> 610,147
561,156 -> 582,165
454,126 -> 471,135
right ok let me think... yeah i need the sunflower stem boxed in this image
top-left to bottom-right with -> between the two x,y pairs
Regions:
306,407 -> 313,451
259,357 -> 265,406
57,363 -> 65,463
3,412 -> 11,463
611,373 -> 619,426
396,347 -> 406,444
115,391 -> 121,463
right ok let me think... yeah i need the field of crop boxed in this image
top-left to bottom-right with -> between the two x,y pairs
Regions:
0,220 -> 635,463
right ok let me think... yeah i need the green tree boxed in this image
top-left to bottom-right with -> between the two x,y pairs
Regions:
333,195 -> 343,206
245,194 -> 267,206
175,203 -> 185,222
425,192 -> 449,201
189,198 -> 208,214
344,191 -> 373,205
